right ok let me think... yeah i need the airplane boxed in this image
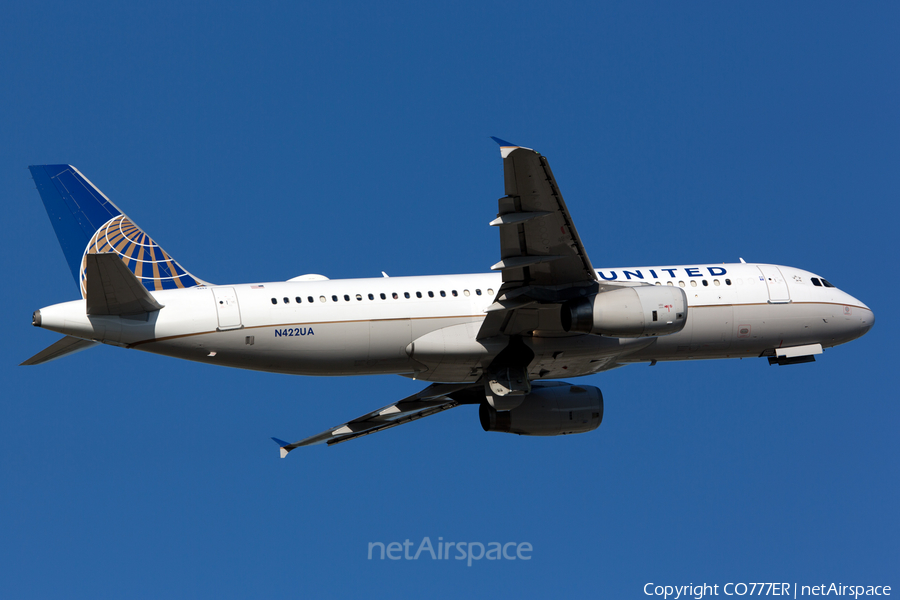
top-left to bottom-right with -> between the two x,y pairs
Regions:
22,139 -> 874,456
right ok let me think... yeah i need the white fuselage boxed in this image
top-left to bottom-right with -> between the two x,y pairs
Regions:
35,263 -> 874,383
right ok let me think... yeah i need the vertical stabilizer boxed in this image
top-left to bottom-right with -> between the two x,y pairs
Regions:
29,165 -> 207,296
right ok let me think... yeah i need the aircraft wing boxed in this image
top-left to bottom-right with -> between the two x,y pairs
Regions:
272,382 -> 478,456
479,138 -> 602,339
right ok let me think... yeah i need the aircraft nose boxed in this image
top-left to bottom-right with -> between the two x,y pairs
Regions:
822,288 -> 874,346
842,294 -> 874,341
858,306 -> 875,336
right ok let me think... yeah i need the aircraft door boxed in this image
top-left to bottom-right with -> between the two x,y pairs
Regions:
212,287 -> 243,330
757,265 -> 790,303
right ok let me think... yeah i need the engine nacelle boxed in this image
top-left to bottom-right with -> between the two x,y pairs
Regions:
561,286 -> 687,337
479,383 -> 603,436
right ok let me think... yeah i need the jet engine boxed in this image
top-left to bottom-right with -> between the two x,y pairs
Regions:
479,382 -> 603,436
561,286 -> 687,338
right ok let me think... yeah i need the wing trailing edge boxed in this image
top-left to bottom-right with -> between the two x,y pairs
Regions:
272,383 -> 479,456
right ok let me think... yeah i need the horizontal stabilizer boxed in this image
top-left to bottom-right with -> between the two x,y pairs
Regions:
20,336 -> 97,365
86,253 -> 165,315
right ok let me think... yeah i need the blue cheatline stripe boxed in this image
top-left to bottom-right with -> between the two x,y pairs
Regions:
29,164 -> 122,286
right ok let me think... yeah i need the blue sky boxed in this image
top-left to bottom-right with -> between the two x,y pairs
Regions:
1,2 -> 897,598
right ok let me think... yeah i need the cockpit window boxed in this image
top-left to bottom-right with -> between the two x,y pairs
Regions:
821,278 -> 835,288
811,278 -> 822,287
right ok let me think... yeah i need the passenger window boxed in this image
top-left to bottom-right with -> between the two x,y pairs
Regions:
713,280 -> 720,287
271,298 -> 277,305
655,282 -> 661,286
332,295 -> 338,302
452,290 -> 458,297
725,279 -> 731,286
319,296 -> 326,303
428,291 -> 434,298
404,292 -> 410,299
464,289 -> 470,296
702,280 -> 708,287
296,296 -> 302,303
416,291 -> 422,298
487,288 -> 494,295
476,289 -> 482,296
380,293 -> 386,300
308,296 -> 314,303
392,293 -> 398,299
811,278 -> 822,287
368,293 -> 374,300
690,280 -> 698,287
679,281 -> 685,287
440,291 -> 446,297
283,297 -> 289,304
667,281 -> 673,286
356,294 -> 362,301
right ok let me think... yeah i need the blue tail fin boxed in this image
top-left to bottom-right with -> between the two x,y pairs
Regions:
29,165 -> 206,296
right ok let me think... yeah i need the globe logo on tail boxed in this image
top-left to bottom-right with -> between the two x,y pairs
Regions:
79,215 -> 204,298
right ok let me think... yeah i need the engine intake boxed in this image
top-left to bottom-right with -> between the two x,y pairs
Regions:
561,286 -> 687,337
479,382 -> 603,436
